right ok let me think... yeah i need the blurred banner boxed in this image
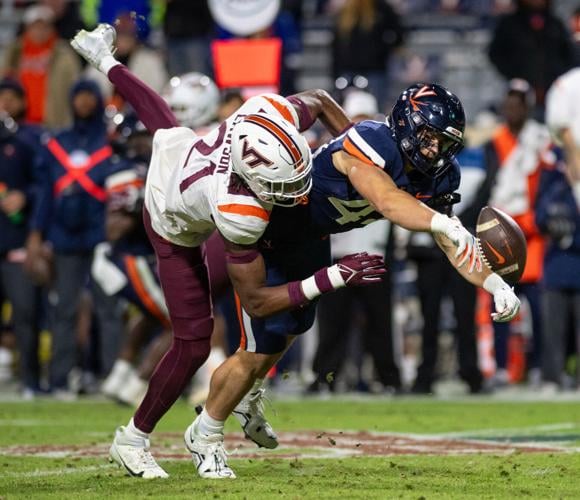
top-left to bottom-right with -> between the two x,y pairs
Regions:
211,38 -> 282,95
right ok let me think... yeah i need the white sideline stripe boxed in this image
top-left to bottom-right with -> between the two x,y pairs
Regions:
440,422 -> 578,438
1,464 -> 114,478
0,419 -> 76,427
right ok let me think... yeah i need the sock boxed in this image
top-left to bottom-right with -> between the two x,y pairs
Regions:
126,417 -> 149,439
197,409 -> 225,436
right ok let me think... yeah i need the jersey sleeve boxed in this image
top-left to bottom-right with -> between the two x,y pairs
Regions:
238,93 -> 301,129
213,200 -> 270,245
342,122 -> 387,168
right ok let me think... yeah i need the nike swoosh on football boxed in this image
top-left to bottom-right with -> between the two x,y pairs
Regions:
485,241 -> 506,265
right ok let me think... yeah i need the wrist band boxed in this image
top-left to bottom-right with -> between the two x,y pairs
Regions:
100,55 -> 121,75
483,273 -> 507,294
288,281 -> 308,307
430,212 -> 449,233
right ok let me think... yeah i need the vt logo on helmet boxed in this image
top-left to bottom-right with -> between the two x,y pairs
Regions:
230,113 -> 312,206
389,83 -> 465,178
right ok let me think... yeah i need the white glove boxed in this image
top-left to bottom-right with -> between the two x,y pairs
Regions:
71,23 -> 119,74
431,213 -> 482,272
483,273 -> 520,322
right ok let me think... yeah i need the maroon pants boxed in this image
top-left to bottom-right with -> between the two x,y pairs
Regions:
134,210 -> 214,432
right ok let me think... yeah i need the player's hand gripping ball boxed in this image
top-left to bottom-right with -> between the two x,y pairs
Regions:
476,206 -> 527,284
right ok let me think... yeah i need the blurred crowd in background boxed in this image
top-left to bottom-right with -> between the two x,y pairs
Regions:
0,0 -> 579,404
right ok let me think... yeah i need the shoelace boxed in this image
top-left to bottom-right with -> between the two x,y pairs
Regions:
136,448 -> 160,470
206,441 -> 230,468
247,388 -> 276,418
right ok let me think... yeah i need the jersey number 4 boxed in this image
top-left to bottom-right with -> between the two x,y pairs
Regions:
328,197 -> 380,226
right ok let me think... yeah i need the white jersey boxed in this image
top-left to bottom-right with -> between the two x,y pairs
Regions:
144,94 -> 301,247
545,67 -> 580,147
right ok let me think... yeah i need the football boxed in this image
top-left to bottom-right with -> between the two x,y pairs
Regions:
476,206 -> 527,284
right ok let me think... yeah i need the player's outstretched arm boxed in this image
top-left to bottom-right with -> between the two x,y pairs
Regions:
288,89 -> 351,136
334,151 -> 478,270
70,24 -> 178,133
223,240 -> 385,319
434,233 -> 520,322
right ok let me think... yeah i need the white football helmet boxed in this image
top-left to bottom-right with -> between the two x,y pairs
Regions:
162,72 -> 219,129
230,113 -> 312,206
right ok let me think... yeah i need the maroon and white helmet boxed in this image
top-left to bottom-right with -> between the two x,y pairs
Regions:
162,72 -> 219,129
230,113 -> 312,206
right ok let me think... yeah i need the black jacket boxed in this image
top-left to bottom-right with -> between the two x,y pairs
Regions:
488,8 -> 576,102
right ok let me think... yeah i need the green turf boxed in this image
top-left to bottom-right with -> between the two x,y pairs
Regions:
1,398 -> 580,498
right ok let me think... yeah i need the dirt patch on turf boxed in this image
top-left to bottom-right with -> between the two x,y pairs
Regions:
0,431 -> 565,460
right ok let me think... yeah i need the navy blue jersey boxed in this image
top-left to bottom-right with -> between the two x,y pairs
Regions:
263,120 -> 460,244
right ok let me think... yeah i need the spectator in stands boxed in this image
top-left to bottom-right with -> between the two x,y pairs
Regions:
408,144 -> 488,395
1,4 -> 81,130
25,79 -> 125,399
571,6 -> 580,57
41,0 -> 84,40
331,0 -> 404,110
84,13 -> 167,113
309,89 -> 401,394
0,112 -> 42,399
162,0 -> 214,76
485,79 -> 551,387
488,0 -> 576,116
0,78 -> 44,151
80,0 -> 163,42
535,146 -> 580,392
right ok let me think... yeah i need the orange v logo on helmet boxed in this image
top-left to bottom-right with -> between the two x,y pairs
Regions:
485,241 -> 506,265
241,139 -> 274,168
410,85 -> 437,111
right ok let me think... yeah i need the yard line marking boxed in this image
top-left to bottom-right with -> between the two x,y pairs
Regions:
0,464 -> 114,478
439,422 -> 578,438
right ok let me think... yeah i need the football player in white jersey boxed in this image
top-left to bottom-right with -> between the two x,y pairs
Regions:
545,67 -> 580,207
71,24 -> 387,479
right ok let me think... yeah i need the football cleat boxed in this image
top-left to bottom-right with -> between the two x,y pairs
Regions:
117,372 -> 148,407
101,360 -> 134,400
109,426 -> 169,479
70,23 -> 116,70
184,417 -> 236,479
233,388 -> 278,449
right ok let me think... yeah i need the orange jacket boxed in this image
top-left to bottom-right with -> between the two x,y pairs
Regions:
491,125 -> 545,283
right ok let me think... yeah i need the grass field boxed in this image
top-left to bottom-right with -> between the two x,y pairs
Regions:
1,396 -> 580,498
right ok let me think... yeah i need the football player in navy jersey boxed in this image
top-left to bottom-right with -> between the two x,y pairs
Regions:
201,84 -> 522,474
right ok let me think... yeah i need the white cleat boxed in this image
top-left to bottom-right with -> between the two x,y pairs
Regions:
184,418 -> 236,479
233,388 -> 278,449
70,23 -> 116,69
117,372 -> 148,407
109,426 -> 169,479
101,360 -> 134,400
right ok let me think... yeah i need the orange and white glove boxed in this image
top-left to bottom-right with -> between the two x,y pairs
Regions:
431,213 -> 482,273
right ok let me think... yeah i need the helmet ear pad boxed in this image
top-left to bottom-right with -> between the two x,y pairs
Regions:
389,83 -> 465,178
230,113 -> 312,206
